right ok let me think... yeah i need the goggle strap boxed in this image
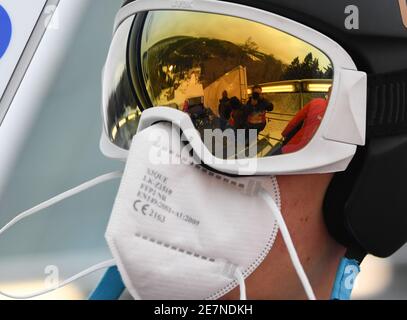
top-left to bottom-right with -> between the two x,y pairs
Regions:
367,69 -> 407,138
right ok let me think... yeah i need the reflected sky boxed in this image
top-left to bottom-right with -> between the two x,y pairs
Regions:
142,10 -> 331,68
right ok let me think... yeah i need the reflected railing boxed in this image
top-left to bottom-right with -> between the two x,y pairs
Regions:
250,79 -> 332,155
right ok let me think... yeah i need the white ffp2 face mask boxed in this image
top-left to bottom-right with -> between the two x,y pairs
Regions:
106,123 -> 281,300
0,124 -> 315,300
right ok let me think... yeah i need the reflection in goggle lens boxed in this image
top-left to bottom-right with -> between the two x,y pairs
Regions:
107,10 -> 334,158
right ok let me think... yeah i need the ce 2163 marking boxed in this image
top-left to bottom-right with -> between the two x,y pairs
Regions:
133,200 -> 166,223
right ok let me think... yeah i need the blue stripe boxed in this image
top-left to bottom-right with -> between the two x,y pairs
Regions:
0,5 -> 12,58
331,257 -> 360,300
89,266 -> 125,300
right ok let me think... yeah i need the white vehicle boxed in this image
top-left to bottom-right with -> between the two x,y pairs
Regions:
0,0 -> 60,124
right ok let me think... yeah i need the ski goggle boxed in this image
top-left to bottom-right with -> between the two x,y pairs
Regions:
100,0 -> 367,175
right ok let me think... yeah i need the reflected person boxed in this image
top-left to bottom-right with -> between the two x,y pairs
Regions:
218,90 -> 231,130
274,86 -> 332,155
244,85 -> 274,136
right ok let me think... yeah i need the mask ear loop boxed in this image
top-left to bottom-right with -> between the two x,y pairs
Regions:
0,259 -> 116,299
0,171 -> 123,299
234,268 -> 247,300
258,187 -> 317,300
0,171 -> 122,236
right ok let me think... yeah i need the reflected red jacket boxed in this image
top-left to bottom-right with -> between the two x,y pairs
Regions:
281,98 -> 328,154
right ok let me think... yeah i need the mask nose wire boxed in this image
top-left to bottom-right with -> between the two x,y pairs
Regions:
0,171 -> 123,299
258,187 -> 317,300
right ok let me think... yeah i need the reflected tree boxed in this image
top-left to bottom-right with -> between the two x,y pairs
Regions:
282,53 -> 332,80
142,37 -> 286,102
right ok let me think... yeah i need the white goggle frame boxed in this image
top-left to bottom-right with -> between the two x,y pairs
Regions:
100,0 -> 367,175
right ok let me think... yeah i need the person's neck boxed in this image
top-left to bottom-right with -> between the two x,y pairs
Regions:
275,174 -> 346,299
221,174 -> 346,300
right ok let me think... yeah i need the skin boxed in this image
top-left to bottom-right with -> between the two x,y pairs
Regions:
221,173 -> 346,300
253,87 -> 262,96
250,87 -> 263,106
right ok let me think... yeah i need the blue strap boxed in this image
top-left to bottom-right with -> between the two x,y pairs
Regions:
331,257 -> 360,300
89,266 -> 126,300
